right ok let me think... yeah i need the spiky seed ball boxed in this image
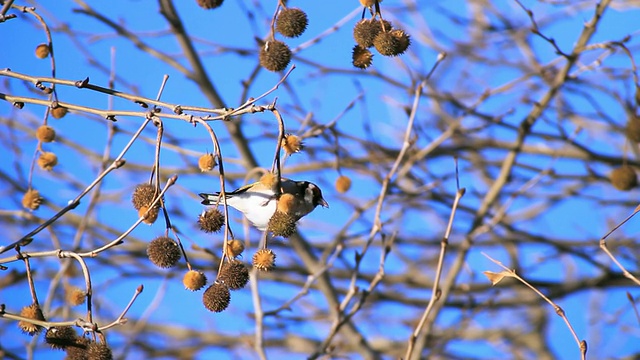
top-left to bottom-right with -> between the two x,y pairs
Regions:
276,8 -> 308,38
202,282 -> 231,312
374,31 -> 401,57
352,45 -> 374,69
625,114 -> 640,143
390,29 -> 411,55
45,326 -> 77,350
36,125 -> 56,142
183,270 -> 207,291
22,189 -> 43,210
268,210 -> 297,238
132,183 -> 156,211
50,106 -> 68,119
147,236 -> 182,268
38,151 -> 58,171
225,239 -> 245,258
259,40 -> 292,72
196,0 -> 223,9
35,44 -> 50,59
65,336 -> 90,360
335,175 -> 352,193
139,205 -> 160,225
218,260 -> 250,290
65,286 -> 86,306
87,341 -> 113,360
353,19 -> 392,48
282,134 -> 304,155
198,208 -> 225,233
198,153 -> 216,172
259,172 -> 278,190
610,166 -> 638,191
18,304 -> 45,336
253,248 -> 276,271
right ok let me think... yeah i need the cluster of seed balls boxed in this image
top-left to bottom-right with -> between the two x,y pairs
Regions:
610,114 -> 640,191
352,18 -> 411,69
259,7 -> 308,72
16,303 -> 113,360
21,43 -> 69,211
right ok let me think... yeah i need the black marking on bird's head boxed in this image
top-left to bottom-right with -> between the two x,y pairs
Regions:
301,182 -> 328,208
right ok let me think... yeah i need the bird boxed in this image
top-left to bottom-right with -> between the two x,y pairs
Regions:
199,179 -> 328,231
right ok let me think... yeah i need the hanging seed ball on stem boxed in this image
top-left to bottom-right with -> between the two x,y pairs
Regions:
352,45 -> 373,69
276,8 -> 308,38
132,183 -> 156,211
147,236 -> 182,268
282,134 -> 304,155
65,286 -> 86,306
36,125 -> 56,142
610,165 -> 638,191
65,337 -> 90,359
196,0 -> 223,9
218,260 -> 250,290
225,239 -> 245,258
35,44 -> 50,59
253,248 -> 276,271
335,175 -> 352,193
22,189 -> 43,210
259,40 -> 292,72
183,270 -> 207,291
625,114 -> 640,143
353,19 -> 391,48
50,106 -> 68,119
202,282 -> 231,312
45,326 -> 77,350
389,29 -> 411,55
18,303 -> 46,336
37,151 -> 58,171
139,205 -> 160,225
87,341 -> 113,360
374,30 -> 401,57
198,153 -> 216,172
268,210 -> 297,238
198,208 -> 225,233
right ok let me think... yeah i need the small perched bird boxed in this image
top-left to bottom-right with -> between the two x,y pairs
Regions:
199,179 -> 328,231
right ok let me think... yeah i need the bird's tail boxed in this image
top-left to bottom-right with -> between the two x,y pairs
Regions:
199,192 -> 221,205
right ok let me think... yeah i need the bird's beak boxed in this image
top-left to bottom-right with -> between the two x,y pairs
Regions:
319,198 -> 329,208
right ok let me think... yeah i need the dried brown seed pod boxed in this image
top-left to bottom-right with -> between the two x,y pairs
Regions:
45,326 -> 77,350
87,341 -> 113,360
374,30 -> 401,57
218,260 -> 250,290
183,270 -> 207,291
139,205 -> 160,225
65,336 -> 90,360
131,183 -> 156,211
225,239 -> 245,258
282,134 -> 304,155
352,45 -> 374,69
36,125 -> 56,142
335,175 -> 352,193
50,106 -> 68,119
202,282 -> 231,312
37,151 -> 58,171
267,210 -> 297,238
353,19 -> 390,48
65,286 -> 86,306
198,208 -> 225,233
610,165 -> 638,191
22,189 -> 43,210
625,114 -> 640,143
276,8 -> 308,38
252,248 -> 276,271
147,236 -> 182,268
198,153 -> 217,172
390,29 -> 411,55
259,40 -> 292,72
18,303 -> 46,336
196,0 -> 223,9
35,44 -> 50,59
